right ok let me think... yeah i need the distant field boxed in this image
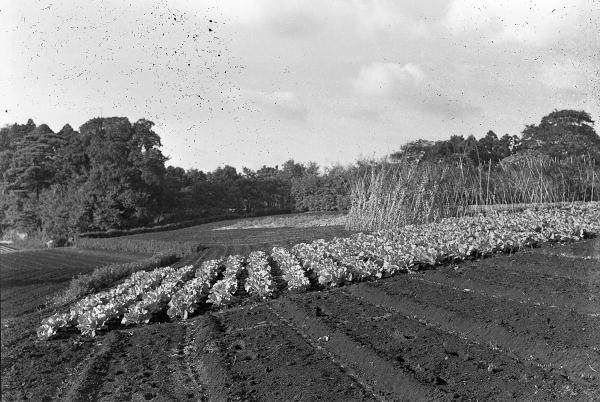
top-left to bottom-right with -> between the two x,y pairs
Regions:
213,211 -> 347,230
0,244 -> 16,254
121,219 -> 352,256
71,214 -> 353,267
0,248 -> 140,319
74,213 -> 353,263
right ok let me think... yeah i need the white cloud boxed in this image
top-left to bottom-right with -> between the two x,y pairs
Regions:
444,0 -> 586,45
354,62 -> 424,96
353,61 -> 480,118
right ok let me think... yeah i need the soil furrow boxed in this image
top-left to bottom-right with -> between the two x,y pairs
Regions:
58,322 -> 206,401
214,303 -> 378,401
94,323 -> 202,401
269,298 -> 445,401
169,321 -> 209,401
266,303 -> 383,401
476,252 -> 600,283
415,266 -> 600,315
438,239 -> 600,284
1,315 -> 96,401
348,281 -> 600,388
441,247 -> 600,286
291,289 -> 592,400
183,315 -> 239,402
62,330 -> 129,401
540,238 -> 600,260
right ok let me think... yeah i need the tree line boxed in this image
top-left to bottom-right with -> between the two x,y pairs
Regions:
0,117 -> 352,241
1,109 -> 598,242
391,110 -> 600,166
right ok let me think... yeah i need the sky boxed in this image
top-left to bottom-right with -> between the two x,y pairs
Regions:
1,0 -> 599,171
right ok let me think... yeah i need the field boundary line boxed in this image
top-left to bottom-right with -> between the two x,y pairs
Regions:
347,283 -> 600,385
269,298 -> 443,402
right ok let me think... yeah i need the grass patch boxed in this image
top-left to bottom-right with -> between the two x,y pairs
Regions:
52,252 -> 179,307
75,237 -> 201,257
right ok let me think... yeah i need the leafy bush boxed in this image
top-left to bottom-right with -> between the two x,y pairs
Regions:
291,166 -> 353,212
52,253 -> 179,306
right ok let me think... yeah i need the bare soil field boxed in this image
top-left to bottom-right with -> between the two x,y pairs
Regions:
1,237 -> 598,401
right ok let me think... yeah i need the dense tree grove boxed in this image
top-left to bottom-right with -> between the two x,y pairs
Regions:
1,118 -> 169,239
0,117 -> 354,240
390,131 -> 520,164
1,109 -> 598,241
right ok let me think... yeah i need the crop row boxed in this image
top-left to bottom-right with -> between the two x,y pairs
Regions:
38,202 -> 600,339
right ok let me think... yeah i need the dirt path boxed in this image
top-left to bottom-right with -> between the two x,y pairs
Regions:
2,238 -> 599,400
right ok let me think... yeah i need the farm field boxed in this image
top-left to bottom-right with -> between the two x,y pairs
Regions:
0,248 -> 144,320
75,214 -> 353,258
123,219 -> 352,252
1,234 -> 599,401
0,244 -> 17,254
5,0 -> 600,399
212,211 -> 347,230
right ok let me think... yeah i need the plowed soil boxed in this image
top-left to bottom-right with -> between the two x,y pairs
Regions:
1,238 -> 599,401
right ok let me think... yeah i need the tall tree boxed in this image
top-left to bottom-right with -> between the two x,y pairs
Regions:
3,122 -> 57,198
520,110 -> 600,161
77,117 -> 167,230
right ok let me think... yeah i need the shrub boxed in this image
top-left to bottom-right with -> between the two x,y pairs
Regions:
52,252 -> 179,306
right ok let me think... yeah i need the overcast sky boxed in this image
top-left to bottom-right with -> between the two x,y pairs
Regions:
1,0 -> 599,171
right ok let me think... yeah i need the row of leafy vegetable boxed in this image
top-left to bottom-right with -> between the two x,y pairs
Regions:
38,202 -> 599,339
